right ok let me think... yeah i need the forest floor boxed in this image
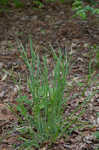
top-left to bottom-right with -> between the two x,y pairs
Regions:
0,1 -> 99,150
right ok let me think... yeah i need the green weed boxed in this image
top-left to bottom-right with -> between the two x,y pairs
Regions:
72,0 -> 99,19
9,38 -> 97,149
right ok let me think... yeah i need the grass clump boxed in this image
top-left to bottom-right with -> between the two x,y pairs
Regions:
10,39 -> 96,149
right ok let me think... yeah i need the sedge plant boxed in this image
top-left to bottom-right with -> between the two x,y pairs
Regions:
10,38 -> 97,149
13,40 -> 70,149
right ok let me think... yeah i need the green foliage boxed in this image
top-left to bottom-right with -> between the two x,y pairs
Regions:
72,0 -> 99,19
9,38 -> 96,149
0,0 -> 8,5
12,40 -> 70,148
13,0 -> 25,8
